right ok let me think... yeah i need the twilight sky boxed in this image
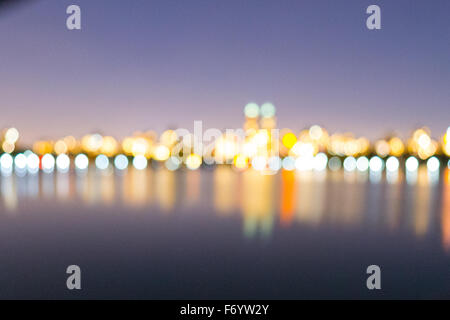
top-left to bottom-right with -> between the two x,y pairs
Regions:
0,0 -> 449,145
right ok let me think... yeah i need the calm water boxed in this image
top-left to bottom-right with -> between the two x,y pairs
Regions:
0,165 -> 449,299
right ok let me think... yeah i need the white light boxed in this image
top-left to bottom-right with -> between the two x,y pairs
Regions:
328,156 -> 341,171
282,156 -> 295,171
343,156 -> 357,172
165,156 -> 181,171
133,155 -> 147,170
427,156 -> 440,172
295,156 -> 314,171
5,128 -> 19,143
251,156 -> 267,171
26,153 -> 40,173
405,156 -> 419,172
268,156 -> 281,171
14,153 -> 27,171
41,154 -> 55,173
386,156 -> 399,172
114,154 -> 128,170
448,159 -> 450,169
356,156 -> 369,172
369,156 -> 383,172
0,153 -> 13,172
24,150 -> 33,157
75,154 -> 89,170
95,154 -> 109,170
314,153 -> 328,171
56,154 -> 70,172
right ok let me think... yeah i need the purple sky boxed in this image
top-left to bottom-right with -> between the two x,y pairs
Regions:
0,0 -> 449,145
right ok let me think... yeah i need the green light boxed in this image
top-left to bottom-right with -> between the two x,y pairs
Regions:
244,103 -> 259,118
260,102 -> 275,118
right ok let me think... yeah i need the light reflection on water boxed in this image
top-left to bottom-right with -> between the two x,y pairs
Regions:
1,165 -> 449,251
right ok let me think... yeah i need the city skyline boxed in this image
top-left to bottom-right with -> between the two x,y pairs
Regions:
0,0 -> 449,145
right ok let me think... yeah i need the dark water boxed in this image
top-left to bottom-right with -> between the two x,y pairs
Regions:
0,166 -> 449,299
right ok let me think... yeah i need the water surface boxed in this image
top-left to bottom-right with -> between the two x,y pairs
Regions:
0,166 -> 449,299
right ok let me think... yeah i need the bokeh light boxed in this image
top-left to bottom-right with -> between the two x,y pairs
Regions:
75,154 -> 89,170
268,156 -> 281,171
314,153 -> 328,171
26,153 -> 40,174
244,103 -> 259,118
0,153 -> 13,175
186,154 -> 202,170
343,156 -> 357,172
133,155 -> 148,170
328,156 -> 341,171
95,154 -> 109,170
14,153 -> 27,171
114,154 -> 129,170
427,156 -> 440,172
56,154 -> 70,172
282,156 -> 295,171
405,156 -> 419,172
260,102 -> 276,118
153,145 -> 170,161
41,154 -> 55,173
356,156 -> 369,172
165,156 -> 181,171
386,156 -> 399,172
369,156 -> 383,172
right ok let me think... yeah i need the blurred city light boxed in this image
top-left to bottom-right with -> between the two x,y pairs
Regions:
56,154 -> 70,172
406,156 -> 419,172
75,154 -> 89,171
356,156 -> 369,172
386,156 -> 399,172
95,154 -> 109,170
0,104 -> 447,176
114,154 -> 128,170
42,154 -> 55,173
133,155 -> 147,170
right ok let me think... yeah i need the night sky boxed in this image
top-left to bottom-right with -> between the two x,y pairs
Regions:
0,0 -> 449,145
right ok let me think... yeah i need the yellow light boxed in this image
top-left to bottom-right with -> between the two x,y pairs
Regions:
122,137 -> 134,155
375,140 -> 390,157
260,117 -> 276,129
244,119 -> 259,131
5,128 -> 19,144
282,132 -> 297,149
234,154 -> 248,170
131,137 -> 150,157
186,154 -> 202,170
215,136 -> 238,161
356,137 -> 370,155
33,141 -> 53,155
54,140 -> 68,155
418,133 -> 431,149
309,125 -> 323,140
100,136 -> 118,157
154,145 -> 170,161
443,128 -> 450,157
160,130 -> 178,146
82,134 -> 103,153
444,144 -> 450,157
2,141 -> 14,154
389,137 -> 405,157
63,136 -> 78,153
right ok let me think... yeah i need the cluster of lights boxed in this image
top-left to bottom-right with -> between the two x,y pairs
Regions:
0,149 -> 447,177
1,106 -> 450,175
1,128 -> 20,154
